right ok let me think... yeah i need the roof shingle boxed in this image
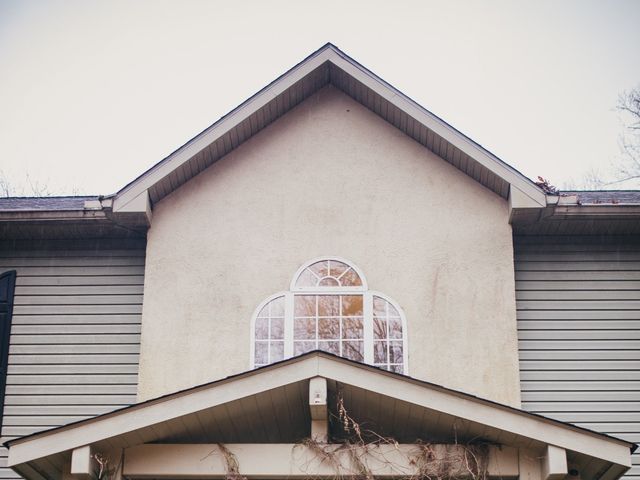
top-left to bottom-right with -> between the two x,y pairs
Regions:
0,196 -> 97,211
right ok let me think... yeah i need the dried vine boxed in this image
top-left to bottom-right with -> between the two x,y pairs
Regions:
410,442 -> 489,480
92,393 -> 489,480
90,452 -> 123,480
292,392 -> 490,480
200,443 -> 247,480
535,176 -> 560,195
215,443 -> 247,480
91,393 -> 490,480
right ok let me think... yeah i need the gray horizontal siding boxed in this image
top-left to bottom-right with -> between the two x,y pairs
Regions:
0,243 -> 144,479
515,238 -> 640,480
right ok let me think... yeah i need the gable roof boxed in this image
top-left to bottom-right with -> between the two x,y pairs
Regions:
6,352 -> 635,479
2,45 -> 639,237
111,43 -> 547,216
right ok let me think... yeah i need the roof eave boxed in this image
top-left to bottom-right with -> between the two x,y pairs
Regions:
0,196 -> 149,241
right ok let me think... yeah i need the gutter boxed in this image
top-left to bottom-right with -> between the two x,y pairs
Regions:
509,194 -> 640,235
0,209 -> 109,222
545,195 -> 640,218
0,195 -> 148,239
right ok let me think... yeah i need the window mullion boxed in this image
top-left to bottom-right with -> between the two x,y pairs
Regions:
284,292 -> 294,358
363,291 -> 373,364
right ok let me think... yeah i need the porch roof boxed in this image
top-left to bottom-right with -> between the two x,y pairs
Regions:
6,352 -> 636,480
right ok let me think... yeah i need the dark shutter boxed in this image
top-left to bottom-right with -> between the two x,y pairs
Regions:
0,270 -> 16,426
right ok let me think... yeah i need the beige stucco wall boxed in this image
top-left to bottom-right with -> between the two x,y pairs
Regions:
137,86 -> 521,407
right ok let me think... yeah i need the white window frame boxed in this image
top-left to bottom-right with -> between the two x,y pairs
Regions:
290,256 -> 368,292
250,258 -> 409,374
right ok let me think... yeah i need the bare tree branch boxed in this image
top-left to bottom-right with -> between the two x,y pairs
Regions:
0,170 -> 62,197
615,85 -> 640,185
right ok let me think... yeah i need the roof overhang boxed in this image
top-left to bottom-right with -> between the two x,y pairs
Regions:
0,196 -> 148,240
511,193 -> 640,235
6,352 -> 634,480
111,43 -> 547,219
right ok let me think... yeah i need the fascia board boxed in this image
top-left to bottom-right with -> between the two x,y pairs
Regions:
0,211 -> 108,221
112,190 -> 150,214
111,190 -> 152,225
551,204 -> 640,217
509,184 -> 547,212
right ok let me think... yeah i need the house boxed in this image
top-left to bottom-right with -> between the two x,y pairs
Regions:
0,43 -> 638,480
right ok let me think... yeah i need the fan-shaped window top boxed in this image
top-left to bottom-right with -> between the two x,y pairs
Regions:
294,259 -> 364,289
252,258 -> 407,374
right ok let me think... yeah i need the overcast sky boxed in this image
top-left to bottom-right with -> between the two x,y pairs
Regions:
1,0 -> 639,196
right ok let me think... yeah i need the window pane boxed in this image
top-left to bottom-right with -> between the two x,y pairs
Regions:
340,268 -> 362,286
373,318 -> 387,340
309,261 -> 329,279
318,318 -> 339,339
255,318 -> 269,340
342,295 -> 363,316
295,296 -> 316,317
389,365 -> 404,374
329,260 -> 349,278
318,341 -> 340,356
294,318 -> 315,340
389,341 -> 403,363
374,341 -> 387,363
373,296 -> 387,317
270,296 -> 285,316
270,341 -> 284,361
342,341 -> 364,361
258,304 -> 270,318
389,318 -> 403,339
294,341 -> 316,355
318,295 -> 339,316
342,317 -> 363,339
387,303 -> 400,317
270,317 -> 284,339
255,342 -> 268,364
319,277 -> 340,287
296,269 -> 318,287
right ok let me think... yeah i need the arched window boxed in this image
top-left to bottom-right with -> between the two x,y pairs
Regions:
251,258 -> 408,374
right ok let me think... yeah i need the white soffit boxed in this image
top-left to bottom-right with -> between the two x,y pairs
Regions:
6,353 -> 633,469
112,44 -> 546,214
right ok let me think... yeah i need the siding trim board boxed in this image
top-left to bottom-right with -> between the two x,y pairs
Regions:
515,236 -> 640,480
0,241 -> 143,480
0,271 -> 17,432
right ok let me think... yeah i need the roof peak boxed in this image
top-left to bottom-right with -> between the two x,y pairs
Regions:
111,43 -> 547,218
